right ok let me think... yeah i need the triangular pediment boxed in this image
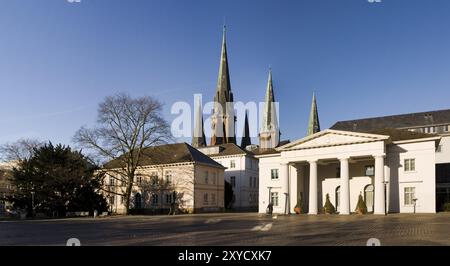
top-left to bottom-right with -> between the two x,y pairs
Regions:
278,130 -> 389,151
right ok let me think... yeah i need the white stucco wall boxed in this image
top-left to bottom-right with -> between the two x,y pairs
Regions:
435,135 -> 450,164
387,141 -> 436,213
213,155 -> 259,209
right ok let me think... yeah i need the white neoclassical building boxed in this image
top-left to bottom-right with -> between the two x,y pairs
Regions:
256,129 -> 440,215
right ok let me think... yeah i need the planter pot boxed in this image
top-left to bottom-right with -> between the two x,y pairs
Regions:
294,207 -> 302,214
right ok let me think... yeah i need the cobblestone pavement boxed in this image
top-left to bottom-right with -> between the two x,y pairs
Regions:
0,213 -> 448,246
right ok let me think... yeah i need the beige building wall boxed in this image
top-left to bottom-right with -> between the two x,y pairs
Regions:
103,162 -> 224,214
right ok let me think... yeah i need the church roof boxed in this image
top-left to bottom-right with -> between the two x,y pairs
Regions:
103,143 -> 225,169
331,108 -> 450,132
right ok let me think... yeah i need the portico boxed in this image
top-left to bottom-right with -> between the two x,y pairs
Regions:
257,130 -> 391,215
257,129 -> 440,215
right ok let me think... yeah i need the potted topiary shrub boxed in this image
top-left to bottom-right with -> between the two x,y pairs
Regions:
355,193 -> 368,214
322,193 -> 336,214
294,194 -> 303,214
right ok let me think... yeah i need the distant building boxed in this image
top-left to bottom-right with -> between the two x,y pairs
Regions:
102,143 -> 225,214
198,143 -> 259,211
0,162 -> 15,216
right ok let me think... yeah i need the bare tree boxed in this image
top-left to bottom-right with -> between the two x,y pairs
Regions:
0,138 -> 43,163
73,93 -> 171,214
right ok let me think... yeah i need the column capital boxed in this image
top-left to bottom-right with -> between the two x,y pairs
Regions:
373,154 -> 385,159
338,156 -> 350,161
308,159 -> 318,164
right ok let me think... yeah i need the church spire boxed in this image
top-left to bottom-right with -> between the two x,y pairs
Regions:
241,111 -> 251,149
192,96 -> 206,148
211,25 -> 236,146
307,91 -> 320,135
259,68 -> 280,149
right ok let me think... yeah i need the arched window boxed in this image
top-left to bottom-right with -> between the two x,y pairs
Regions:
364,184 -> 374,213
135,193 -> 142,209
335,186 -> 341,213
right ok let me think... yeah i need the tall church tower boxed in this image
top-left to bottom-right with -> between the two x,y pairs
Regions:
192,96 -> 207,148
307,92 -> 320,135
259,69 -> 280,149
210,26 -> 236,146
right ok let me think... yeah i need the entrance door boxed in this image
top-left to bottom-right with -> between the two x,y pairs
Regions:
335,186 -> 340,213
364,185 -> 374,213
135,193 -> 142,209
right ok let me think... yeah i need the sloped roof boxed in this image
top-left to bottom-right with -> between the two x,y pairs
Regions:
103,143 -> 225,169
331,108 -> 450,131
199,143 -> 253,157
366,128 -> 439,141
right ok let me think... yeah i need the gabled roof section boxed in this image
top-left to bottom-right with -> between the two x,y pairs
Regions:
104,143 -> 225,169
277,129 -> 390,151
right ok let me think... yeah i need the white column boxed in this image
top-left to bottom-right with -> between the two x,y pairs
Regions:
281,163 -> 290,214
339,157 -> 350,215
289,165 -> 298,213
308,160 -> 318,215
374,155 -> 385,215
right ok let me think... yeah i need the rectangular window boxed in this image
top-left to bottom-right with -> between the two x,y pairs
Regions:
404,159 -> 416,172
437,145 -> 442,153
203,193 -> 208,205
109,177 -> 115,186
249,176 -> 252,187
270,192 -> 279,207
230,176 -> 236,187
212,172 -> 216,185
445,125 -> 449,132
120,196 -> 124,204
365,165 -> 375,176
211,193 -> 216,205
271,169 -> 279,180
152,194 -> 158,206
109,196 -> 115,205
150,172 -> 158,187
404,187 -> 416,205
165,193 -> 173,204
165,171 -> 172,184
136,175 -> 142,185
204,171 -> 209,184
230,160 -> 236,168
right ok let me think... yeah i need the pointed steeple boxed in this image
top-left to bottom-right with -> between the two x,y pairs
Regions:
259,68 -> 280,149
215,25 -> 233,107
261,68 -> 276,132
192,96 -> 206,148
241,111 -> 251,148
307,91 -> 320,135
211,25 -> 236,146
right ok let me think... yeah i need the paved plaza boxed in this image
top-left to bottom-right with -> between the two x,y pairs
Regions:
0,213 -> 449,246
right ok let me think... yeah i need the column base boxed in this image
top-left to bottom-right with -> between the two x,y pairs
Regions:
308,212 -> 318,215
339,212 -> 350,215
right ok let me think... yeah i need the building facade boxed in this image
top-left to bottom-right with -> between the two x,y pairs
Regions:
102,143 -> 225,214
257,129 -> 439,214
198,143 -> 259,211
331,109 -> 450,212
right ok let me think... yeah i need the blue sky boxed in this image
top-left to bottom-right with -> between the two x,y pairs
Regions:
1,0 -> 450,146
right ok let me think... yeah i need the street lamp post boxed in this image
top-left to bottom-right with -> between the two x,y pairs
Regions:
30,191 -> 35,218
267,186 -> 273,215
382,181 -> 389,216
